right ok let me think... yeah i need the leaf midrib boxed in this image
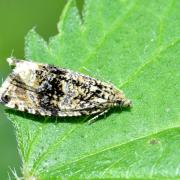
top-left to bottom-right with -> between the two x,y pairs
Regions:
42,125 -> 180,175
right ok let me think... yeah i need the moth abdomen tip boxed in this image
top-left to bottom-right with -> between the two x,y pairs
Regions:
123,99 -> 132,108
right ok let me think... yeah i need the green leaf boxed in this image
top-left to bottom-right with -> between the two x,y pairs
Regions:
7,0 -> 180,179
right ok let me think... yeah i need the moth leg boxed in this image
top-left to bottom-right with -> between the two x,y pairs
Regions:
88,109 -> 110,125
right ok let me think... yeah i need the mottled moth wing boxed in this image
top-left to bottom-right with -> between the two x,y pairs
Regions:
0,59 -> 131,118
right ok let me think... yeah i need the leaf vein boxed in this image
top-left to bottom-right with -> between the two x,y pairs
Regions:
31,118 -> 88,173
120,39 -> 180,88
46,125 -> 180,174
79,1 -> 137,68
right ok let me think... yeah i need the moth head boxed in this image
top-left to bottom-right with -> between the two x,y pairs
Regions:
0,77 -> 26,110
0,59 -> 40,112
0,76 -> 12,106
0,77 -> 39,114
0,94 -> 11,104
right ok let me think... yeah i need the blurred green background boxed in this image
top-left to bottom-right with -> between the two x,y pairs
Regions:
0,0 -> 82,179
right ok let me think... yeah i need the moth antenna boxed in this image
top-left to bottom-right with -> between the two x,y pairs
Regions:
1,77 -> 4,84
10,49 -> 14,57
7,57 -> 19,66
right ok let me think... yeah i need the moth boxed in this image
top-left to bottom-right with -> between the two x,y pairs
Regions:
0,58 -> 131,124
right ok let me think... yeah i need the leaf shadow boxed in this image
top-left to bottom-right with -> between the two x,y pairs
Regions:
5,106 -> 131,124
